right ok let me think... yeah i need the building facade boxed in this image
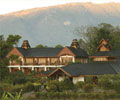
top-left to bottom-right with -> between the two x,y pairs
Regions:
90,38 -> 120,61
42,39 -> 120,84
7,39 -> 88,73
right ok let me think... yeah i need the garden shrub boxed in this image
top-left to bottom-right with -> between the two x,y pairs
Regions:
114,81 -> 120,93
0,86 -> 3,98
34,85 -> 41,92
46,80 -> 59,92
25,71 -> 39,83
59,78 -> 74,91
85,76 -> 94,84
98,78 -> 113,89
75,81 -> 85,89
11,71 -> 26,84
82,84 -> 94,92
23,82 -> 34,93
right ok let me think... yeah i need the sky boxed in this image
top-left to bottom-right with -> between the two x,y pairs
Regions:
0,0 -> 120,15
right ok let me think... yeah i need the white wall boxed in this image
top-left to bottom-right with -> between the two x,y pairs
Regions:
73,76 -> 84,84
58,76 -> 65,81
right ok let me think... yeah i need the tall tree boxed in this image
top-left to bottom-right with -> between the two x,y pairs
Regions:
0,35 -> 21,59
0,34 -> 21,81
74,23 -> 120,55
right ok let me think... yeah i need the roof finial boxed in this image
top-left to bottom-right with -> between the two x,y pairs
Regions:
21,40 -> 31,49
71,39 -> 79,49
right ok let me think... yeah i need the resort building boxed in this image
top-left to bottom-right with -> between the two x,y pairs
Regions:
89,38 -> 120,62
7,39 -> 88,73
42,39 -> 120,84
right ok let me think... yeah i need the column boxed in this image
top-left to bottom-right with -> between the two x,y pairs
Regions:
32,67 -> 34,71
44,67 -> 47,71
9,61 -> 12,65
18,66 -> 21,70
24,58 -> 26,65
22,68 -> 24,73
9,67 -> 12,72
48,58 -> 50,65
73,57 -> 75,63
60,57 -> 62,65
21,58 -> 24,65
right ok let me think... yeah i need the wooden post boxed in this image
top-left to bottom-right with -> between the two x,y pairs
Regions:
18,66 -> 21,70
46,58 -> 48,65
32,67 -> 34,71
44,67 -> 47,71
22,68 -> 24,73
9,67 -> 12,72
47,58 -> 50,65
73,57 -> 75,63
24,58 -> 26,65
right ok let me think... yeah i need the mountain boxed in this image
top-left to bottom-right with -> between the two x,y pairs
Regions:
0,2 -> 120,47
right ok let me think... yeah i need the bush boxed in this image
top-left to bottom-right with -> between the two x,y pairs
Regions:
75,81 -> 85,89
23,82 -> 34,93
98,78 -> 113,89
25,71 -> 39,82
82,84 -> 94,92
114,81 -> 120,93
11,71 -> 26,84
85,76 -> 93,84
59,78 -> 74,91
34,85 -> 41,92
0,86 -> 3,98
46,80 -> 59,92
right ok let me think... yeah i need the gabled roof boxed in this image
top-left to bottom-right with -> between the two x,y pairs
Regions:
99,38 -> 109,44
16,47 -> 88,58
7,48 -> 24,57
16,47 -> 63,57
67,47 -> 88,57
44,61 -> 120,77
57,47 -> 88,58
90,51 -> 120,57
97,44 -> 111,50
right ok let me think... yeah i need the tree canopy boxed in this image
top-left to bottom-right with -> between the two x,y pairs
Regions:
35,44 -> 48,48
74,23 -> 120,55
0,35 -> 21,59
0,34 -> 21,81
55,44 -> 63,48
35,44 -> 63,48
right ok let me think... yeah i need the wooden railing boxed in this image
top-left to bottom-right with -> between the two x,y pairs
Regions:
10,61 -> 67,66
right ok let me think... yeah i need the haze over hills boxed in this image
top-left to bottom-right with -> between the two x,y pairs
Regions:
0,2 -> 120,47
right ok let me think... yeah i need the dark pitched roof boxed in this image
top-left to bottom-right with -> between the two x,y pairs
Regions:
42,68 -> 57,75
67,47 -> 88,57
117,59 -> 120,62
45,62 -> 120,77
91,51 -> 120,57
16,47 -> 88,58
62,62 -> 120,76
16,47 -> 63,57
